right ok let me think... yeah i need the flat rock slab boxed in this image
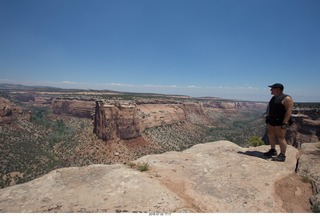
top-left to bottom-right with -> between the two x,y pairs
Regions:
0,141 -> 298,213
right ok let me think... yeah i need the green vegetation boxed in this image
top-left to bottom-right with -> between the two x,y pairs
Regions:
0,90 -> 10,99
127,162 -> 136,168
128,162 -> 149,172
0,106 -> 89,189
137,162 -> 149,172
32,107 -> 50,125
247,136 -> 265,147
301,175 -> 311,183
204,110 -> 266,146
142,109 -> 266,156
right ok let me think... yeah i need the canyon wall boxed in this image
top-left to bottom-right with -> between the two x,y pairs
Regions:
93,99 -> 267,141
92,99 -> 319,146
93,101 -> 141,140
262,109 -> 320,148
3,91 -> 318,146
52,98 -> 96,118
289,109 -> 320,147
0,97 -> 24,124
93,101 -> 189,141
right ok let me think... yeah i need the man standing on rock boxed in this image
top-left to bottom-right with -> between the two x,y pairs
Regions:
264,83 -> 294,162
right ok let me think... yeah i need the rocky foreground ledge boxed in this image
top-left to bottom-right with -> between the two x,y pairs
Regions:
0,141 -> 305,213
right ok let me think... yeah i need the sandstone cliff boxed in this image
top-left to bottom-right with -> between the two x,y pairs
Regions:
52,98 -> 96,118
0,141 -> 309,213
0,97 -> 24,124
261,109 -> 320,148
93,101 -> 141,140
93,100 -> 266,141
284,111 -> 320,148
46,97 -> 320,148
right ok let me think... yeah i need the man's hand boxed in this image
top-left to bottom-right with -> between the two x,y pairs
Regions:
281,123 -> 287,129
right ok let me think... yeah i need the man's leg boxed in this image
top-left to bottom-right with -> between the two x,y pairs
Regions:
267,124 -> 276,149
271,126 -> 287,162
275,126 -> 287,155
264,124 -> 278,157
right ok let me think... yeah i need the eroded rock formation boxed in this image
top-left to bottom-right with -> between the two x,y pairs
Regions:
93,101 -> 141,140
287,111 -> 320,147
92,99 -> 317,144
52,98 -> 96,118
0,97 -> 23,124
93,100 -> 218,140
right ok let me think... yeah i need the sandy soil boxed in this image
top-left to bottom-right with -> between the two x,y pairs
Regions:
275,172 -> 313,213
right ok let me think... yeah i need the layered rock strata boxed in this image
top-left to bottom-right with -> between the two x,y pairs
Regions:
0,97 -> 24,124
286,110 -> 320,148
93,100 -> 213,140
93,101 -> 141,140
52,98 -> 95,118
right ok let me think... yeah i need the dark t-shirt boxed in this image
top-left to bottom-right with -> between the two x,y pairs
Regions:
268,93 -> 288,118
267,93 -> 294,126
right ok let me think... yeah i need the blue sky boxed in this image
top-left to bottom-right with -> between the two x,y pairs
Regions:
1,0 -> 319,102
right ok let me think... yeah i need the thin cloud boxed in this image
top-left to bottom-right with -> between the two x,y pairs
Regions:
0,79 -> 273,101
187,85 -> 201,88
1,79 -> 261,92
109,83 -> 134,87
206,85 -> 260,90
143,84 -> 177,88
0,79 -> 14,83
62,81 -> 77,84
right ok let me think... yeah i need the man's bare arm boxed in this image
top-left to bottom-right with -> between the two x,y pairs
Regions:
282,96 -> 294,124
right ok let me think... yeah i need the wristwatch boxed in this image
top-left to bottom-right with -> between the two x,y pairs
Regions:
281,123 -> 287,129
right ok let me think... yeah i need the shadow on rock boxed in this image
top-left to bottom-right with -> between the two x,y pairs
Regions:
237,150 -> 270,160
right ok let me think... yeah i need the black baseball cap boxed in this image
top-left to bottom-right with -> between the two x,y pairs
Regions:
268,83 -> 284,90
